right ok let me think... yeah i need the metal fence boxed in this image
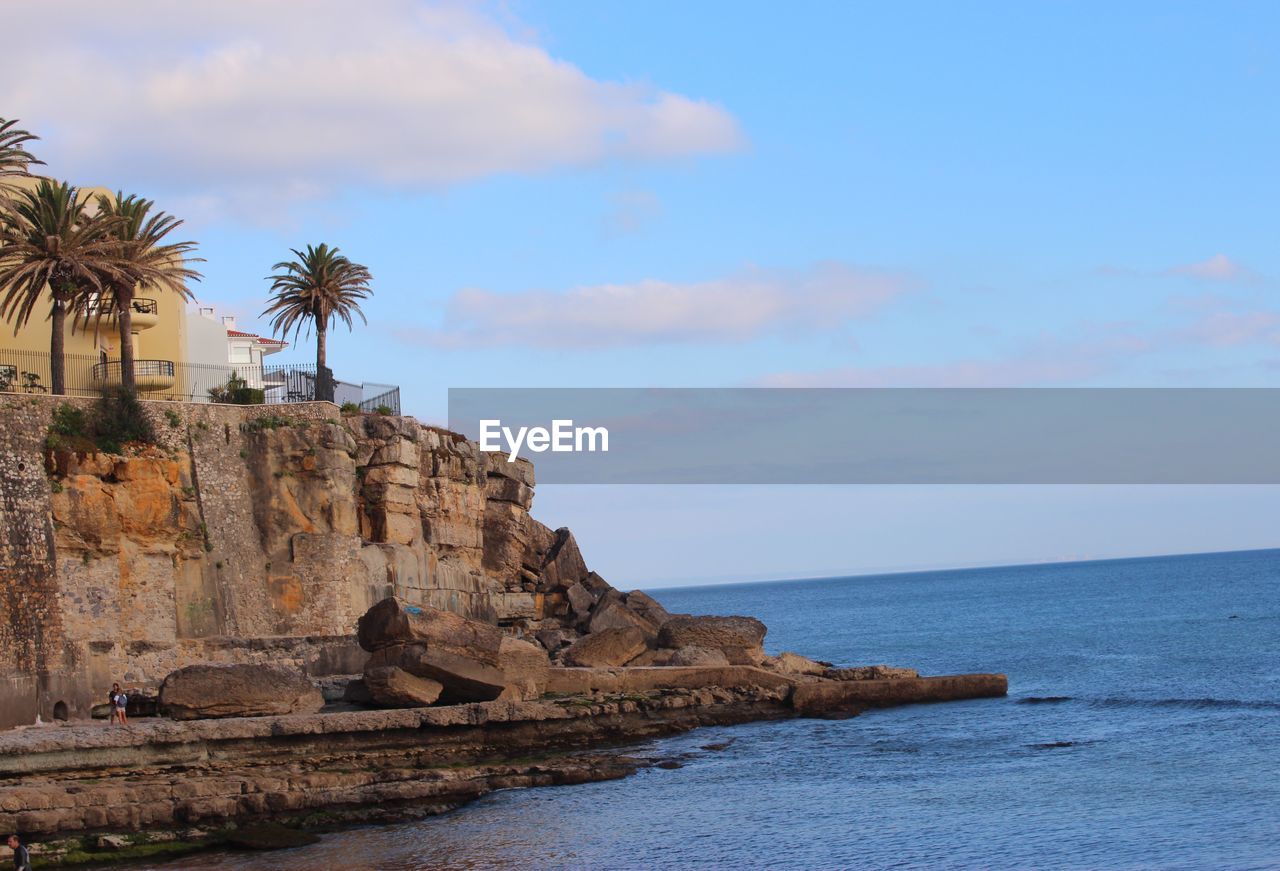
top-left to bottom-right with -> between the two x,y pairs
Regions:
0,349 -> 400,413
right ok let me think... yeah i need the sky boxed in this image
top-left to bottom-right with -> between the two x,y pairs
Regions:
4,1 -> 1280,586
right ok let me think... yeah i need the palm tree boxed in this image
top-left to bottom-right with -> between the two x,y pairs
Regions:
0,180 -> 124,394
263,243 -> 372,403
95,193 -> 202,389
0,118 -> 42,189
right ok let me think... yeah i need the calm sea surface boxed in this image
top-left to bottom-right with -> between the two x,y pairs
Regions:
142,549 -> 1280,870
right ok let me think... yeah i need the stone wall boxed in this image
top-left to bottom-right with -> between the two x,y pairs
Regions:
0,394 -> 609,729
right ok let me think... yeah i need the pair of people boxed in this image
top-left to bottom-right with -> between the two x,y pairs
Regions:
6,834 -> 32,871
108,683 -> 128,726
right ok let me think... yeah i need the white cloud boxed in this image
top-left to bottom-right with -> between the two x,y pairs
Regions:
414,261 -> 911,348
0,1 -> 742,214
759,333 -> 1150,387
1164,254 -> 1260,284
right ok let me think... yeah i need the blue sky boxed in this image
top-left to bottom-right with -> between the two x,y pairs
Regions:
5,1 -> 1279,585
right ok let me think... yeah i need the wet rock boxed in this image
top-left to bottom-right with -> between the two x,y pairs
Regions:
159,664 -> 323,720
363,666 -> 443,708
226,820 -> 320,850
562,627 -> 648,668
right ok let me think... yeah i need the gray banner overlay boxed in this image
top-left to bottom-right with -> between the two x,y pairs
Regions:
447,388 -> 1280,484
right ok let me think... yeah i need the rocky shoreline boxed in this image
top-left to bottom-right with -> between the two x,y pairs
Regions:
0,667 -> 1005,867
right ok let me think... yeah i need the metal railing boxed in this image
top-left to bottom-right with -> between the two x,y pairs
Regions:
79,297 -> 159,318
0,349 -> 401,411
92,359 -> 175,381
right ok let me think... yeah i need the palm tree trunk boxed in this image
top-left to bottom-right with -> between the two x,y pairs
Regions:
49,294 -> 67,396
315,326 -> 331,402
117,286 -> 135,391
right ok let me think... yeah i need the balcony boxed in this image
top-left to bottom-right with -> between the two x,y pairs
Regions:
92,359 -> 176,392
78,297 -> 160,331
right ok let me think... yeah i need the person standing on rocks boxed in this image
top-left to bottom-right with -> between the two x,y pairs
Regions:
108,683 -> 128,726
6,834 -> 33,871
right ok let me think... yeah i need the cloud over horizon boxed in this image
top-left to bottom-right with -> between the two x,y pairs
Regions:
0,1 -> 742,217
411,261 -> 912,348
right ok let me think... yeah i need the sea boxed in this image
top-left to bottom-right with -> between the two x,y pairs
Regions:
138,548 -> 1280,870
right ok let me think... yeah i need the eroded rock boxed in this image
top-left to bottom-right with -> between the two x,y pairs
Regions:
357,597 -> 503,667
159,664 -> 323,720
363,666 -> 444,708
498,636 -> 551,700
825,665 -> 920,681
667,646 -> 731,667
657,615 -> 767,665
562,627 -> 648,667
365,643 -> 507,703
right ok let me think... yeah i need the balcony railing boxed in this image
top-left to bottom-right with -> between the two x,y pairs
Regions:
0,349 -> 400,410
81,297 -> 159,318
92,359 -> 175,380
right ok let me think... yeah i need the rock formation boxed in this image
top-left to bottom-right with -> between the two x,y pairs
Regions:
158,663 -> 324,720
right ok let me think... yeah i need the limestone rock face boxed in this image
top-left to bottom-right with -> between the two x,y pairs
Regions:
498,636 -> 551,700
667,646 -> 731,667
365,643 -> 507,703
362,666 -> 443,708
825,665 -> 920,681
562,627 -> 648,668
357,597 -> 503,667
657,616 -> 767,664
159,664 -> 323,720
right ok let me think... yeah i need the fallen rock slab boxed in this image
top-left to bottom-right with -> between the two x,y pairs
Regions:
768,652 -> 829,676
366,643 -> 508,703
562,627 -> 648,667
668,646 -> 730,667
159,664 -> 323,720
499,636 -> 551,700
657,616 -> 767,664
357,598 -> 504,667
363,666 -> 444,708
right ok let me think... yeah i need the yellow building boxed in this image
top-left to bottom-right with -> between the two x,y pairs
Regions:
0,180 -> 191,397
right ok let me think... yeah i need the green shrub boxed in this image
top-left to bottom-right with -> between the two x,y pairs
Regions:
164,408 -> 182,427
93,387 -> 155,454
50,403 -> 89,438
208,373 -> 265,405
340,401 -> 360,415
374,404 -> 393,416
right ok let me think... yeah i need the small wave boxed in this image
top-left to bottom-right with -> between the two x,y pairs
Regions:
1089,697 -> 1280,711
1018,696 -> 1074,704
1029,741 -> 1076,750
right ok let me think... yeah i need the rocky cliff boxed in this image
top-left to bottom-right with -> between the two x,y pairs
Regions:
0,394 -> 619,729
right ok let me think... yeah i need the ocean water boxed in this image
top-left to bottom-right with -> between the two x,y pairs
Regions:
143,549 -> 1280,870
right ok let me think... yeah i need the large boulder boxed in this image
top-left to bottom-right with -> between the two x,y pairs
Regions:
498,636 -> 551,700
767,652 -> 828,676
623,590 -> 673,628
588,596 -> 660,638
562,627 -> 648,668
357,598 -> 503,667
657,615 -> 767,665
362,666 -> 443,708
159,664 -> 323,720
365,643 -> 507,703
667,646 -> 731,667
